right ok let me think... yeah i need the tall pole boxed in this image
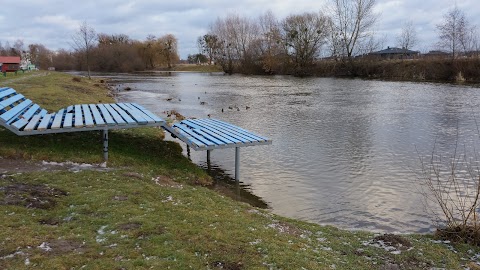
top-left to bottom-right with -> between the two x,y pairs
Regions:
235,147 -> 240,181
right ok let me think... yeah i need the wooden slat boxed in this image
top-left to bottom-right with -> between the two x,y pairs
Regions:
121,103 -> 157,123
130,103 -> 164,123
37,114 -> 54,131
63,113 -> 73,128
24,115 -> 42,131
82,104 -> 94,127
18,104 -> 40,122
109,104 -> 136,124
0,99 -> 32,123
38,109 -> 48,117
74,105 -> 83,128
174,124 -> 216,147
0,94 -> 24,110
51,110 -> 65,129
97,104 -> 116,125
89,104 -> 106,126
0,88 -> 16,100
117,103 -> 149,124
201,119 -> 266,142
182,120 -> 236,145
190,119 -> 252,143
187,120 -> 243,144
11,118 -> 28,130
103,104 -> 127,125
182,120 -> 239,144
66,105 -> 74,113
172,126 -> 207,148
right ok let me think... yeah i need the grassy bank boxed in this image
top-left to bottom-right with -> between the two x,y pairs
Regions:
1,72 -> 480,269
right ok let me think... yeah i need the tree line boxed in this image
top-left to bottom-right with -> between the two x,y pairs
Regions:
1,1 -> 478,79
0,22 -> 179,75
194,1 -> 479,76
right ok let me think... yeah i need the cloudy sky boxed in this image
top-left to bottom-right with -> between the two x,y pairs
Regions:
1,0 -> 479,59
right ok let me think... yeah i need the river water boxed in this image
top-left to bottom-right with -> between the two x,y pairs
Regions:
99,71 -> 480,233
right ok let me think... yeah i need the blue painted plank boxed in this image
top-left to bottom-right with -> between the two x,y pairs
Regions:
82,104 -> 94,127
172,124 -> 216,147
97,104 -> 116,125
74,105 -> 83,128
182,120 -> 237,144
11,118 -> 28,130
206,119 -> 268,142
130,103 -> 164,123
183,119 -> 241,144
109,104 -> 136,124
24,115 -> 42,131
51,110 -> 65,129
0,99 -> 32,123
0,87 -> 10,93
63,113 -> 73,128
214,119 -> 269,141
39,109 -> 47,117
171,126 -> 207,148
37,114 -> 54,131
19,104 -> 40,122
0,94 -> 24,110
66,105 -> 74,113
193,119 -> 255,143
89,104 -> 106,126
193,120 -> 247,143
103,104 -> 127,125
121,103 -> 157,123
117,103 -> 149,124
0,89 -> 15,100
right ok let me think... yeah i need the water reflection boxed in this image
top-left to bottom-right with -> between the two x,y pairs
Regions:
79,71 -> 480,233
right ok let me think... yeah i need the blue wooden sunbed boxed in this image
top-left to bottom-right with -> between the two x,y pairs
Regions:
0,87 -> 165,160
163,118 -> 272,180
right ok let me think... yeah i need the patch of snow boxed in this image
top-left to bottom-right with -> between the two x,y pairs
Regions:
0,251 -> 25,260
25,258 -> 30,265
97,225 -> 108,235
38,242 -> 52,252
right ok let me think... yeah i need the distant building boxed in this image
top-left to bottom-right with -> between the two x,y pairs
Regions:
0,56 -> 21,73
369,47 -> 420,60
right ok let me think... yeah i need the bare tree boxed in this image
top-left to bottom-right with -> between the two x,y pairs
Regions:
329,0 -> 378,61
72,21 -> 96,79
436,6 -> 471,59
397,21 -> 417,50
197,34 -> 221,65
257,11 -> 284,73
210,14 -> 260,74
281,12 -> 329,76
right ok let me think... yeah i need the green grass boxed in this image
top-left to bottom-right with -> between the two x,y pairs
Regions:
1,71 -> 479,269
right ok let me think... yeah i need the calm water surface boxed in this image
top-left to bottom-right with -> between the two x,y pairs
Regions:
101,72 -> 480,233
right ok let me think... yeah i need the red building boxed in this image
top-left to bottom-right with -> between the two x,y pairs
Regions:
0,56 -> 21,72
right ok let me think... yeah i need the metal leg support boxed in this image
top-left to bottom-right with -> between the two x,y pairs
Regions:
103,129 -> 108,161
207,150 -> 211,171
235,147 -> 240,181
